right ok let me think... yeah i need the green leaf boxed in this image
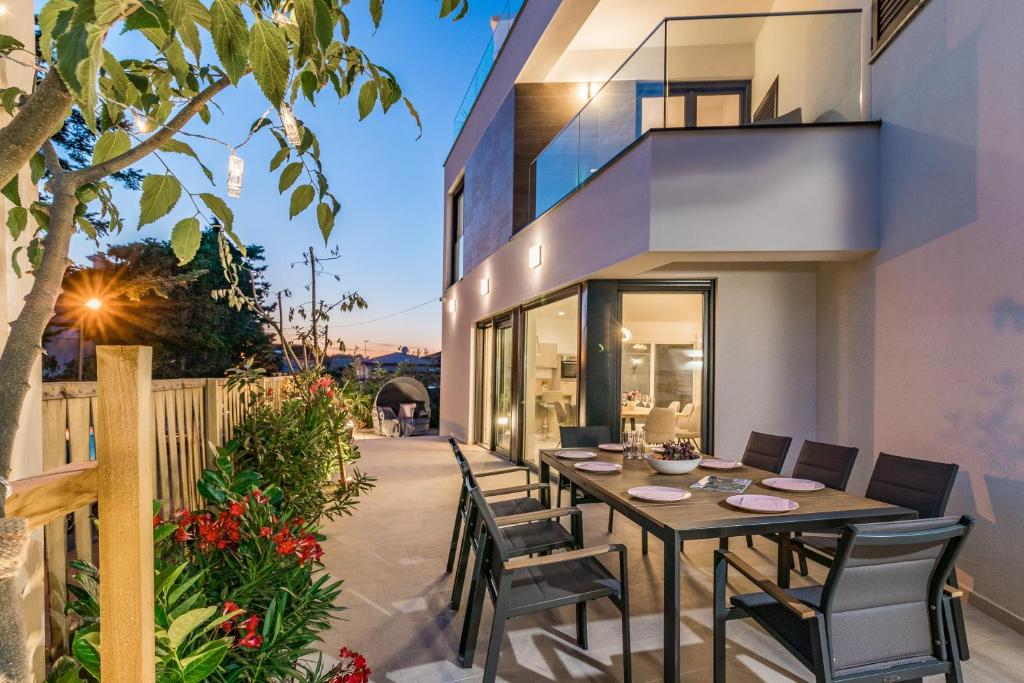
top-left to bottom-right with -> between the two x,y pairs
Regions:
138,174 -> 182,227
93,0 -> 130,25
153,522 -> 178,544
210,0 -> 249,84
92,130 -> 130,165
170,217 -> 201,264
30,154 -> 45,184
357,80 -> 377,120
76,215 -> 97,240
165,0 -> 202,59
1,176 -> 20,206
180,639 -> 230,682
71,630 -> 101,679
0,34 -> 25,54
159,139 -> 214,182
56,22 -> 106,130
291,0 -> 318,63
269,147 -> 290,171
45,655 -> 86,683
289,184 -> 314,218
403,97 -> 423,137
7,206 -> 28,240
316,202 -> 334,243
278,162 -> 303,193
198,193 -> 233,232
249,20 -> 289,107
312,0 -> 333,49
369,0 -> 383,28
167,606 -> 216,651
38,0 -> 76,59
0,86 -> 22,115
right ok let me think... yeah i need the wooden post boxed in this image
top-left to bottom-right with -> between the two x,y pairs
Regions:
204,378 -> 222,455
95,346 -> 155,683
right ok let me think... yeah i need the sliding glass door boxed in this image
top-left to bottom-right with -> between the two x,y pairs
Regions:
619,290 -> 710,450
522,294 -> 580,467
493,318 -> 514,457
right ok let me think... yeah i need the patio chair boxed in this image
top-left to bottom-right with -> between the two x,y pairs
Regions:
714,515 -> 973,683
445,437 -> 540,574
791,452 -> 969,658
734,431 -> 792,548
556,426 -> 626,537
449,458 -> 577,611
459,486 -> 632,683
757,440 -> 859,560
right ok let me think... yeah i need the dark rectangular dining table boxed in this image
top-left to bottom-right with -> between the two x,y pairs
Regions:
538,448 -> 916,683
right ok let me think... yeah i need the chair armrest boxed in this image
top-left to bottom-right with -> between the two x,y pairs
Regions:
717,550 -> 818,620
504,544 -> 624,571
944,584 -> 964,599
482,483 -> 548,497
494,507 -> 579,527
474,466 -> 531,478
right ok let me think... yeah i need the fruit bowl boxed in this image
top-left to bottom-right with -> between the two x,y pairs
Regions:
644,454 -> 702,475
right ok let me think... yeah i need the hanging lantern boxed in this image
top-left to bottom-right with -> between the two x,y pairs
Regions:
279,104 -> 301,146
226,151 -> 245,198
132,111 -> 151,134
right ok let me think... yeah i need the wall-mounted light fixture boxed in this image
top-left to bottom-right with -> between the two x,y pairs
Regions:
479,277 -> 490,295
447,298 -> 457,313
528,244 -> 542,269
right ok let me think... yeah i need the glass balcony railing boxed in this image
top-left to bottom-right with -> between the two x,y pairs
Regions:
530,10 -> 865,219
453,0 -> 525,136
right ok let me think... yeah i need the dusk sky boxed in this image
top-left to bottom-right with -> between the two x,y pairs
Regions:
60,0 -> 512,357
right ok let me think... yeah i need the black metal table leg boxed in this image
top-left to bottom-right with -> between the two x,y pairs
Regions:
663,531 -> 681,682
777,532 -> 792,589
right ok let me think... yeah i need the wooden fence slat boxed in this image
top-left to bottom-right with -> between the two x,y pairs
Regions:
153,392 -> 173,515
66,398 -> 93,565
40,399 -> 69,660
96,346 -> 155,683
173,389 -> 192,510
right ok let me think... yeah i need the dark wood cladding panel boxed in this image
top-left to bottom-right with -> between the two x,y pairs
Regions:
463,91 -> 515,275
513,83 -> 585,230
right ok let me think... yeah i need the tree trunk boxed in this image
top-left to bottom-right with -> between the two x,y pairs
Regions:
0,70 -> 73,192
0,577 -> 27,683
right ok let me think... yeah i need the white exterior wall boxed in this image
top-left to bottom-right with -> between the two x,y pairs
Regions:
0,0 -> 46,672
866,0 -> 1024,627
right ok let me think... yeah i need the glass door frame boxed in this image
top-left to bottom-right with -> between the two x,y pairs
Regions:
491,315 -> 516,459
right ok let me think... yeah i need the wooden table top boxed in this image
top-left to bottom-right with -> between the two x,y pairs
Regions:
540,449 -> 914,539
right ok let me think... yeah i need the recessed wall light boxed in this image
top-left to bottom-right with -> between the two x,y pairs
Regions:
447,298 -> 456,313
0,5 -> 8,17
480,277 -> 490,295
528,244 -> 542,269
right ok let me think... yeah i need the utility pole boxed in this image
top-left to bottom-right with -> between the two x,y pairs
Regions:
277,290 -> 286,369
309,246 -> 318,356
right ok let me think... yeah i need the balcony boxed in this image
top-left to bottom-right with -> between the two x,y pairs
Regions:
530,11 -> 870,222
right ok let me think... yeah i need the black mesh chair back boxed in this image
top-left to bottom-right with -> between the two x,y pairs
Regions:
822,515 -> 973,674
559,425 -> 612,448
449,436 -> 468,466
866,453 -> 958,519
740,431 -> 792,473
791,440 -> 859,491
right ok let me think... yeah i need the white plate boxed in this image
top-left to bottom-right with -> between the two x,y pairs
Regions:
598,443 -> 624,452
762,477 -> 825,492
700,458 -> 743,470
575,461 -> 622,473
725,494 -> 799,514
555,450 -> 595,459
627,486 -> 691,503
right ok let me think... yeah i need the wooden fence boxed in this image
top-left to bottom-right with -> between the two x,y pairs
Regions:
7,350 -> 290,679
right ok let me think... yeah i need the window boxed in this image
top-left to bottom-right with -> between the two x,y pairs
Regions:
450,184 -> 465,285
872,0 -> 931,58
636,81 -> 750,136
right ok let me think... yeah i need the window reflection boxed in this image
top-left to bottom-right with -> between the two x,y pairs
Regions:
523,296 -> 579,466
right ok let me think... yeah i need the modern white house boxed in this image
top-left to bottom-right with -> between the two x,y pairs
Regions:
440,0 -> 1024,637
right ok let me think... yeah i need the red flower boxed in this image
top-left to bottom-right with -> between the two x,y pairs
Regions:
153,514 -> 161,528
237,632 -> 263,649
259,526 -> 272,537
266,387 -> 273,396
250,488 -> 268,504
173,528 -> 191,543
228,501 -> 246,517
276,538 -> 297,555
241,614 -> 260,634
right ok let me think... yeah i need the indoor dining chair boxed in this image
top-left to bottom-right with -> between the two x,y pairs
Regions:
449,458 -> 577,611
791,452 -> 969,658
445,437 -> 542,574
714,515 -> 973,683
459,486 -> 632,683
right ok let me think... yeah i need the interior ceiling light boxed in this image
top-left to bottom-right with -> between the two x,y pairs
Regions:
621,327 -> 632,341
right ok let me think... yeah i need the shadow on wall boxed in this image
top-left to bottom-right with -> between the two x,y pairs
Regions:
876,19 -> 979,262
944,298 -> 1024,616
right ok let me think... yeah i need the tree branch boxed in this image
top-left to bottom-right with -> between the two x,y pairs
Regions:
73,77 -> 234,185
0,68 -> 73,191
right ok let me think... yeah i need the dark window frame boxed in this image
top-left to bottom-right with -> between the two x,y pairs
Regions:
635,80 -> 751,137
449,183 -> 465,286
871,0 -> 932,61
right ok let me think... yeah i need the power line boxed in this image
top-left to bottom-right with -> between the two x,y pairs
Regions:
325,297 -> 439,329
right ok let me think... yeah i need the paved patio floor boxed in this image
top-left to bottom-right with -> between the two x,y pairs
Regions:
318,436 -> 1024,682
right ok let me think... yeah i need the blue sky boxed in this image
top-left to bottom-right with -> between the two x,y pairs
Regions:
62,0 -> 510,356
